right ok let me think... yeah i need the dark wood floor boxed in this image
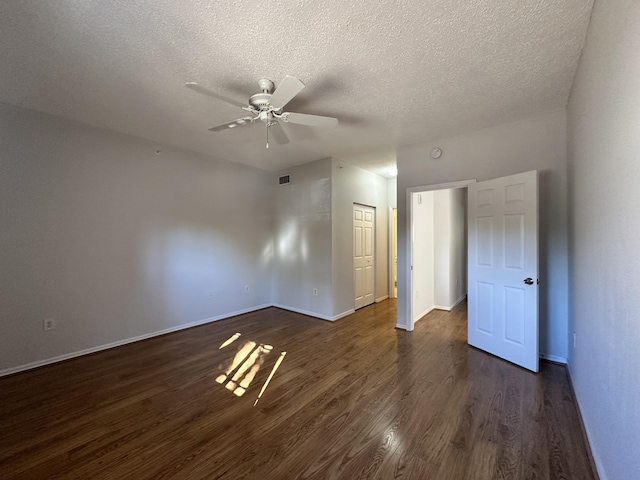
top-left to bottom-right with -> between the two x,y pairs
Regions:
0,300 -> 596,479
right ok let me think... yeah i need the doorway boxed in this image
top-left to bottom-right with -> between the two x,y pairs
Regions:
405,172 -> 539,372
410,188 -> 468,324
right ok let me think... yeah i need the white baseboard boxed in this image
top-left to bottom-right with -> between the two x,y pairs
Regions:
271,304 -> 332,321
434,295 -> 467,312
332,309 -> 356,321
452,294 -> 467,308
375,295 -> 389,303
413,306 -> 435,323
2,302 -> 360,377
540,353 -> 567,364
433,304 -> 452,311
0,304 -> 271,378
272,304 -> 356,322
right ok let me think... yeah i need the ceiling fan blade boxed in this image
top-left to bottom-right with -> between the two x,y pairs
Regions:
269,122 -> 289,145
209,117 -> 254,132
269,76 -> 305,110
185,82 -> 246,109
282,112 -> 339,128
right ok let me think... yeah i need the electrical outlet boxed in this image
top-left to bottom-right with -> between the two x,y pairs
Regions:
313,288 -> 318,296
43,318 -> 56,331
573,332 -> 576,348
244,286 -> 249,293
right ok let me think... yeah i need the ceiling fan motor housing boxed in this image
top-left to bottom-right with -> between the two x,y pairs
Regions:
249,93 -> 273,111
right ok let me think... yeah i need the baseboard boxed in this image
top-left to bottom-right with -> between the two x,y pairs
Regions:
434,295 -> 467,312
433,305 -> 452,311
332,309 -> 356,321
567,365 -> 606,480
396,322 -> 413,331
375,295 -> 389,303
0,304 -> 271,378
540,353 -> 567,364
271,304 -> 336,322
452,294 -> 467,308
413,306 -> 434,323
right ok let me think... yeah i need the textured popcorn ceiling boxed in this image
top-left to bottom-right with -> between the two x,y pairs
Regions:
0,0 -> 593,176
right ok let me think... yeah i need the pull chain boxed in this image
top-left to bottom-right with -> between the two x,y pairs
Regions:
266,123 -> 269,149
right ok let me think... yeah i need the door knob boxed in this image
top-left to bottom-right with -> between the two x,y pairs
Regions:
524,278 -> 534,285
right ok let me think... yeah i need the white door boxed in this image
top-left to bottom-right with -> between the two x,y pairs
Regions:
393,208 -> 398,298
354,204 -> 375,309
468,170 -> 539,372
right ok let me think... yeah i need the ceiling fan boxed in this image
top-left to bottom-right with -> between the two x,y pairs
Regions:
185,76 -> 339,148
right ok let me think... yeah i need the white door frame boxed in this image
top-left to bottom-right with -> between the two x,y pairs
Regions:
388,206 -> 397,299
405,179 -> 476,331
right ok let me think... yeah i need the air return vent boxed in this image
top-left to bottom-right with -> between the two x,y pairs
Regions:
278,174 -> 291,186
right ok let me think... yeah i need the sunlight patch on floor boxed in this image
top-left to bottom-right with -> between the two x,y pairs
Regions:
216,333 -> 286,404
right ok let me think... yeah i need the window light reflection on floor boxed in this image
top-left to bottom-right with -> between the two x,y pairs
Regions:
216,333 -> 286,405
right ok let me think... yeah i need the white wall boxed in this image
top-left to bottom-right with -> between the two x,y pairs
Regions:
412,192 -> 434,321
397,110 -> 569,361
272,158 -> 333,318
567,0 -> 640,478
433,190 -> 451,309
0,102 -> 273,373
331,160 -> 389,317
387,177 -> 397,208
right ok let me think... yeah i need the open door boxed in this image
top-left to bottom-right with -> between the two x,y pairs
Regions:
467,170 -> 539,372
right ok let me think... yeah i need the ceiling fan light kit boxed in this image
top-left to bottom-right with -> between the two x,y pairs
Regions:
186,76 -> 339,148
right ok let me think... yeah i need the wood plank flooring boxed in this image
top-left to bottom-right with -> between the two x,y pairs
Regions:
0,300 -> 597,479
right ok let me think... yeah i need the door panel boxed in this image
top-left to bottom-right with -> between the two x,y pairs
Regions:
468,171 -> 538,372
354,204 -> 375,310
354,267 -> 364,302
354,226 -> 363,257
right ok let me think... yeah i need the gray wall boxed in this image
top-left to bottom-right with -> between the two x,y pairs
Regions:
567,0 -> 640,478
273,159 -> 389,320
272,158 -> 333,318
433,188 -> 467,309
331,160 -> 389,317
1,108 -> 393,374
396,110 -> 569,361
0,102 -> 273,372
449,188 -> 467,307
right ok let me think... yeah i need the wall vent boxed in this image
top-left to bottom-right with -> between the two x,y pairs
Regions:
278,174 -> 291,186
